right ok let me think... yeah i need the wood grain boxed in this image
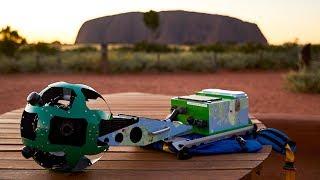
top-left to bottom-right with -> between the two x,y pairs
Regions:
0,148 -> 271,161
0,169 -> 251,180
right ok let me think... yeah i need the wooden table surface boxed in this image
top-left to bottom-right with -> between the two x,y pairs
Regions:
0,92 -> 271,180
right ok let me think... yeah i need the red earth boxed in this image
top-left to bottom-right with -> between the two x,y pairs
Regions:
0,71 -> 319,179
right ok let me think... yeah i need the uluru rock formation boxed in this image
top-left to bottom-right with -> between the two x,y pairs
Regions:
76,10 -> 268,45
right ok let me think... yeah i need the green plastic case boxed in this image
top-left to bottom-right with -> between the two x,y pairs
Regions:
171,89 -> 252,136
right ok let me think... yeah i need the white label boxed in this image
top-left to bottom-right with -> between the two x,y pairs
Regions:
187,101 -> 208,107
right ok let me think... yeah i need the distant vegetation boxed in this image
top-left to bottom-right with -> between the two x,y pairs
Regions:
1,26 -> 320,76
0,26 -> 26,57
0,47 -> 302,73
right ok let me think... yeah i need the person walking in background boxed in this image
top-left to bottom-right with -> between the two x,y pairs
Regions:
299,43 -> 311,69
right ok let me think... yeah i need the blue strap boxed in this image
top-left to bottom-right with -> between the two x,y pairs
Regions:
149,134 -> 262,155
256,128 -> 296,155
188,138 -> 262,155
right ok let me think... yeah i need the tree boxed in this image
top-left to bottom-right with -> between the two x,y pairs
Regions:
143,10 -> 160,42
0,26 -> 26,57
100,43 -> 108,73
143,10 -> 161,63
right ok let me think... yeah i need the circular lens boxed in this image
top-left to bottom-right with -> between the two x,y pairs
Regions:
60,122 -> 74,136
130,127 -> 142,143
27,92 -> 41,105
115,133 -> 124,143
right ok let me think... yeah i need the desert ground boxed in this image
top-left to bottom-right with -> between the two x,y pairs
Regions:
0,71 -> 319,179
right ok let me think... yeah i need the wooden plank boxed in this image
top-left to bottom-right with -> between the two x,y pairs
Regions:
0,114 -> 22,119
0,159 -> 262,170
91,160 -> 262,170
0,139 -> 21,145
0,169 -> 251,180
0,145 -> 23,151
0,133 -> 20,138
5,109 -> 23,113
0,129 -> 20,133
0,124 -> 20,129
251,119 -> 266,130
0,147 -> 271,161
0,119 -> 20,124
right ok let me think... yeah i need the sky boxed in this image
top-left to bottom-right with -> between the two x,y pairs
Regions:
0,0 -> 319,45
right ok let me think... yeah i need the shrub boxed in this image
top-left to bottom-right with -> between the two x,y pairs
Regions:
116,42 -> 180,53
286,68 -> 320,93
18,43 -> 60,55
0,55 -> 19,73
60,51 -> 100,72
66,46 -> 98,53
216,51 -> 298,70
133,41 -> 173,53
191,43 -> 227,53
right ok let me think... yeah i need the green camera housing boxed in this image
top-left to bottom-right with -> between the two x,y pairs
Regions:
171,89 -> 252,136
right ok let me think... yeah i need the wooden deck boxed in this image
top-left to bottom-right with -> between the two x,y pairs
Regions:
0,92 -> 271,179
